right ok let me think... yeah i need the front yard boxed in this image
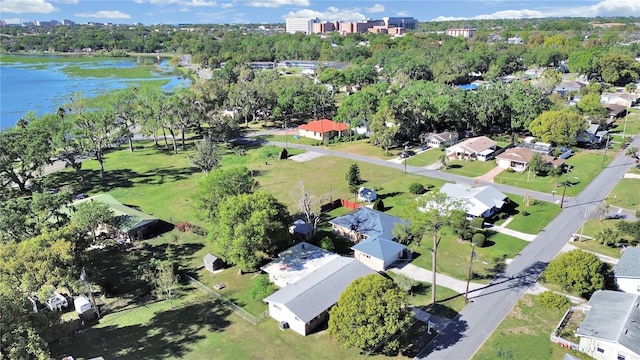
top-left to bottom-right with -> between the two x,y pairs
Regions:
606,178 -> 640,212
499,194 -> 562,234
443,159 -> 497,178
494,151 -> 616,197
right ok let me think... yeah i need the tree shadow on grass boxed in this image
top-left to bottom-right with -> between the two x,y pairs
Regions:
51,298 -> 232,360
86,241 -> 204,299
46,168 -> 138,193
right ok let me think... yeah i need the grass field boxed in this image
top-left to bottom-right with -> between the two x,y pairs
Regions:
406,148 -> 444,167
61,64 -> 168,78
443,159 -> 497,178
609,112 -> 640,138
570,218 -> 634,259
473,295 -> 589,360
606,178 -> 640,211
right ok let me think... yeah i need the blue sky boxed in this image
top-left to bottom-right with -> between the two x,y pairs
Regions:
1,0 -> 639,25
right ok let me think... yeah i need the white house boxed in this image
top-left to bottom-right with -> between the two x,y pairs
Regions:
260,242 -> 339,288
576,290 -> 640,360
614,247 -> 640,294
424,131 -> 459,149
445,136 -> 497,161
297,119 -> 349,141
263,257 -> 376,336
428,183 -> 508,219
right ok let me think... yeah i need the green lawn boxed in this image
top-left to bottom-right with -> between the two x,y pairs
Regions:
494,151 -> 616,197
406,148 -> 445,167
609,112 -> 640,138
501,194 -> 562,234
606,178 -> 640,212
570,218 -> 634,259
443,159 -> 497,178
410,230 -> 528,283
473,295 -> 589,360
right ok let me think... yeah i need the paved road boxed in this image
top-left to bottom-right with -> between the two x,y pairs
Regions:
415,134 -> 640,360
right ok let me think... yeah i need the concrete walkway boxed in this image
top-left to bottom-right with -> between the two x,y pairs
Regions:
560,243 -> 619,264
389,263 -> 485,294
474,165 -> 506,183
623,173 -> 640,179
484,219 -> 538,242
526,282 -> 586,304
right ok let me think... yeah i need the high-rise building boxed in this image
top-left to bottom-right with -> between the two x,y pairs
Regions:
383,17 -> 417,30
285,17 -> 318,34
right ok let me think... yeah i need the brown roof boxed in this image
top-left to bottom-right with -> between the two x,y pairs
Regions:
497,147 -> 565,167
453,136 -> 497,153
298,119 -> 348,134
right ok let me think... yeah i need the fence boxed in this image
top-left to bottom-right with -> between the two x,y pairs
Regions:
184,274 -> 268,325
340,199 -> 361,210
550,307 -> 580,351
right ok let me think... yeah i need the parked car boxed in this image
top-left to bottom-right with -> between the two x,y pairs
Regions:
400,150 -> 416,158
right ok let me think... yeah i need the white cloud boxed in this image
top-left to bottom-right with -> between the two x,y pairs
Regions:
136,0 -> 217,7
220,2 -> 233,8
74,10 -> 131,19
179,6 -> 188,11
283,6 -> 366,22
432,0 -> 640,21
365,4 -> 384,13
0,0 -> 58,14
51,0 -> 78,4
396,10 -> 409,16
241,0 -> 309,8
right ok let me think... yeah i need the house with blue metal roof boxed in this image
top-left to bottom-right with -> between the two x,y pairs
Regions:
330,207 -> 409,271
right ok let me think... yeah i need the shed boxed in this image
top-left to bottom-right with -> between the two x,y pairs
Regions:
74,296 -> 92,314
204,254 -> 224,273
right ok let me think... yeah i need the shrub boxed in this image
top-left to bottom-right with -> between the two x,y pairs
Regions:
543,250 -> 605,298
472,233 -> 486,247
279,148 -> 288,160
372,199 -> 385,211
320,237 -> 335,252
409,183 -> 426,194
471,217 -> 484,228
537,291 -> 570,310
249,274 -> 276,301
175,222 -> 192,232
507,168 -> 515,173
522,210 -> 530,216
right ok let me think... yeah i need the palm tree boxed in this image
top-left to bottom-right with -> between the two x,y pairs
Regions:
438,152 -> 448,170
593,228 -> 617,246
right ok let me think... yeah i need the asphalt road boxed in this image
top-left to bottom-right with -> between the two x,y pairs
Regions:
249,134 -> 639,359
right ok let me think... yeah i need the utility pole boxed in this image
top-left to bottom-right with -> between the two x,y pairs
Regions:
560,167 -> 569,209
600,135 -> 611,169
465,243 -> 476,302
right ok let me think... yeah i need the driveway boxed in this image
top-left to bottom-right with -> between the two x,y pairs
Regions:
474,165 -> 506,183
389,263 -> 485,294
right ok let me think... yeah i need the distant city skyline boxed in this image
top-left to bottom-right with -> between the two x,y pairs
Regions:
0,0 -> 639,26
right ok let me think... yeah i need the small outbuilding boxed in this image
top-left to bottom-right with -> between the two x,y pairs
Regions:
204,254 -> 224,273
74,296 -> 92,315
357,187 -> 377,203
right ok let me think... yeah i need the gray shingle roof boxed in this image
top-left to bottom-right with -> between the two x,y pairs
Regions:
576,290 -> 640,356
329,207 -> 407,242
614,248 -> 640,279
351,238 -> 407,261
263,257 -> 377,323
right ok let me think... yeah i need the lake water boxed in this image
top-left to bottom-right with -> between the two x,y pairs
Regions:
0,57 -> 190,129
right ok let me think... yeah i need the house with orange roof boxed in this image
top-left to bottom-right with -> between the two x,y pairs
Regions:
298,119 -> 349,141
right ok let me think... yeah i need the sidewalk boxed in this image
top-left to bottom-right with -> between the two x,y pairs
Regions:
389,263 -> 485,294
560,243 -> 619,264
485,218 -> 537,242
526,282 -> 586,304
